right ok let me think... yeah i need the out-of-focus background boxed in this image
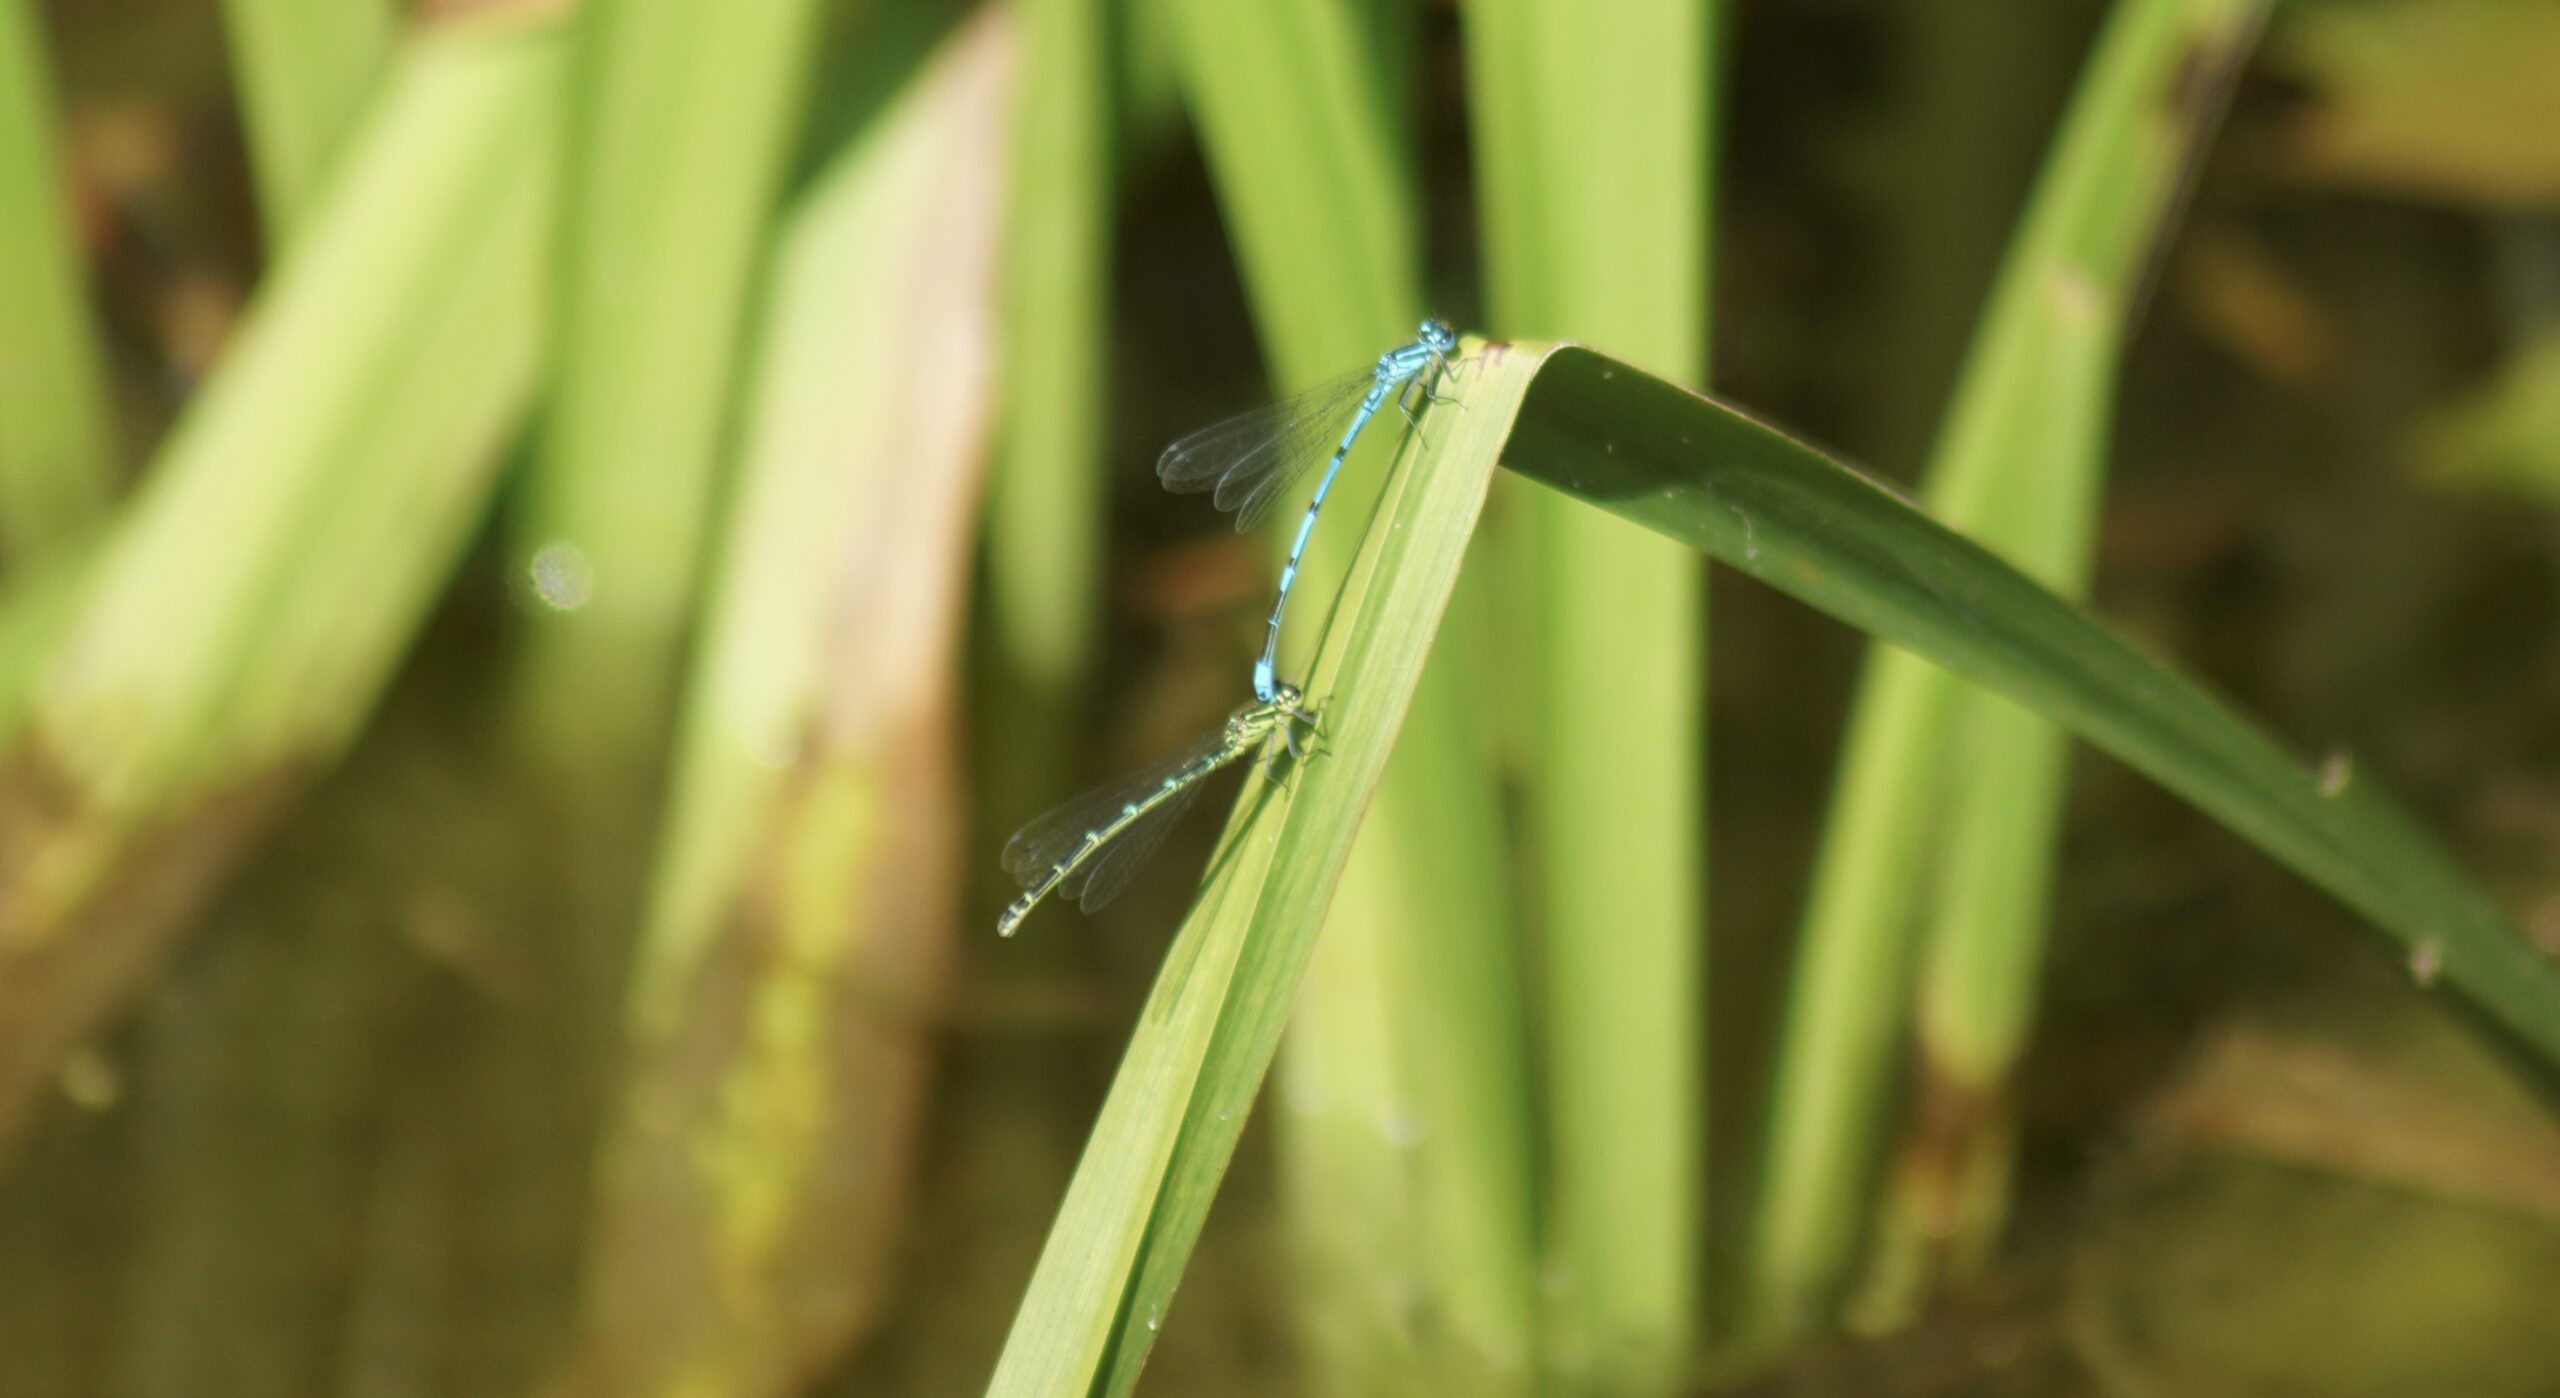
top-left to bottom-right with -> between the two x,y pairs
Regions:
1,0 -> 2557,1394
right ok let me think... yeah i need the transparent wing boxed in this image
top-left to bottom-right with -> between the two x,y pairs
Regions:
1061,769 -> 1217,912
1156,368 -> 1377,531
1000,727 -> 1235,887
1230,449 -> 1319,532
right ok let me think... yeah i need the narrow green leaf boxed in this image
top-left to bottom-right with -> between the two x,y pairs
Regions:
218,0 -> 396,239
984,0 -> 1110,691
507,0 -> 829,774
0,11 -> 559,1150
1501,347 -> 2560,1074
1157,0 -> 1539,1383
1841,318 -> 2117,1332
0,0 -> 115,568
1158,0 -> 1408,373
1464,0 -> 1712,1381
569,18 -> 1012,1391
0,549 -> 85,739
1751,0 -> 2264,1338
990,335 -> 1529,1398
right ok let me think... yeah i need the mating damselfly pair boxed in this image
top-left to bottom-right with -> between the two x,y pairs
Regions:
996,319 -> 1462,937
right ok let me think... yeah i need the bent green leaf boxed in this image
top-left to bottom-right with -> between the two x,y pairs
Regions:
1503,346 -> 2560,1069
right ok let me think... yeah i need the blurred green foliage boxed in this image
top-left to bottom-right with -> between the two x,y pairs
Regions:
0,1 -> 2554,1396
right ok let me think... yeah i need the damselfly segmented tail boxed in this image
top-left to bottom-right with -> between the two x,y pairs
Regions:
996,685 -> 1318,937
1158,320 -> 1459,703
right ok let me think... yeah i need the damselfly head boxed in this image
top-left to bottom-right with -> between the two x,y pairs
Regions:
1419,319 -> 1457,352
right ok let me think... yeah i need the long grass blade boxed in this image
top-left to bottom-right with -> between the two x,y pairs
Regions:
564,19 -> 1011,1391
985,0 -> 1109,693
988,335 -> 1530,1398
1155,0 -> 1541,1385
1463,0 -> 1713,1383
217,0 -> 395,239
0,10 -> 559,1151
0,0 -> 115,568
1501,345 -> 2560,1075
506,0 -> 829,775
1748,0 -> 2265,1342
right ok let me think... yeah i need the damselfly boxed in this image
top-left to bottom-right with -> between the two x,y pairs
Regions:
996,684 -> 1317,937
1158,320 -> 1459,703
